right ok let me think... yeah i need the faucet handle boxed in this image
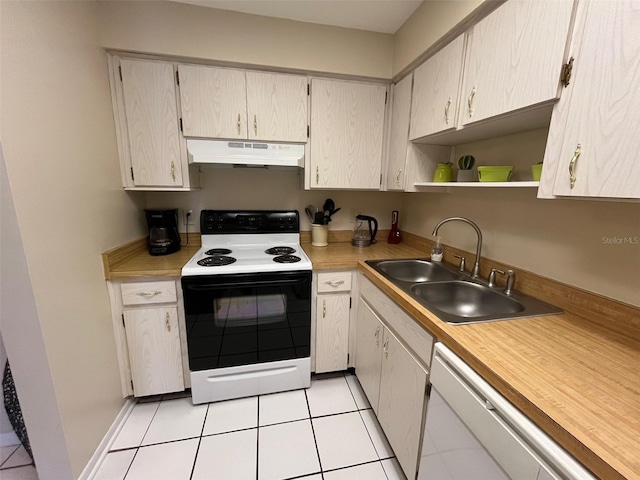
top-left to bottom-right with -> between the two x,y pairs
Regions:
488,268 -> 505,287
454,254 -> 466,273
505,270 -> 516,295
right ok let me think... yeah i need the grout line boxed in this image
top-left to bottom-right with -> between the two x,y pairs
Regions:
137,436 -> 201,449
304,389 -> 324,473
122,447 -> 139,479
0,445 -> 20,469
189,437 -> 202,480
321,459 -> 385,475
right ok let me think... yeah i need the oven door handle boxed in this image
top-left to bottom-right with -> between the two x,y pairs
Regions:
185,278 -> 308,290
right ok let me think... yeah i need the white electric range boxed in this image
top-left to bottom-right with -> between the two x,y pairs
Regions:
181,211 -> 312,404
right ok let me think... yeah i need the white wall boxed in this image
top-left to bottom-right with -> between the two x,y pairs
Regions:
98,0 -> 394,79
146,168 -> 404,232
401,130 -> 640,308
1,2 -> 147,476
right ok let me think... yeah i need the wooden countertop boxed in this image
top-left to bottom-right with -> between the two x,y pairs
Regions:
359,262 -> 640,480
103,237 -> 640,479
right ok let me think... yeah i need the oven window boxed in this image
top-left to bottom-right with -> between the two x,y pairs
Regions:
183,272 -> 311,371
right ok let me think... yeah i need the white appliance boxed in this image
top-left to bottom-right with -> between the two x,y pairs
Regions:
181,210 -> 312,404
420,343 -> 596,480
186,139 -> 305,168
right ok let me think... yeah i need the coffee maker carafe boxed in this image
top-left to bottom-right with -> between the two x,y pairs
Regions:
351,215 -> 378,248
145,209 -> 181,256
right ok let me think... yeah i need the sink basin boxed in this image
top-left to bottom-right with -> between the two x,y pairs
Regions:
373,260 -> 459,283
410,281 -> 525,321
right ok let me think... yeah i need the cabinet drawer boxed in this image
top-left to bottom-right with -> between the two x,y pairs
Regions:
317,271 -> 352,293
121,281 -> 177,306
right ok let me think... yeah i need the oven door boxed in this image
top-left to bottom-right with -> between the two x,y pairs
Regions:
182,271 -> 311,372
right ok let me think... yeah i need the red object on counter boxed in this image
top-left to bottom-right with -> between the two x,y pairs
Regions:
387,210 -> 401,244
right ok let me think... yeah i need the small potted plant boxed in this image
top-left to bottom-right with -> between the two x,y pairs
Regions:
457,155 -> 475,182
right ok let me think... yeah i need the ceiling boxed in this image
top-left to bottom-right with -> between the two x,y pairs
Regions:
171,0 -> 424,34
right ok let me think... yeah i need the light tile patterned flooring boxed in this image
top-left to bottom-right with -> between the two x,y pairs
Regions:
0,443 -> 38,480
95,372 -> 407,480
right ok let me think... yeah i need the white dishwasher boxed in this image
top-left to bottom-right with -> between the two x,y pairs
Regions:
419,343 -> 596,480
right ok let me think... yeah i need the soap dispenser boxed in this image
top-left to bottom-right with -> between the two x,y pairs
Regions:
431,237 -> 443,261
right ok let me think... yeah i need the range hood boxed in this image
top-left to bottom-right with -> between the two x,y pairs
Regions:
187,139 -> 305,168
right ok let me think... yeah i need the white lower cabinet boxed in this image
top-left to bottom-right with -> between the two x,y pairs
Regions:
123,306 -> 184,397
107,278 -> 188,397
314,270 -> 353,373
355,275 -> 433,479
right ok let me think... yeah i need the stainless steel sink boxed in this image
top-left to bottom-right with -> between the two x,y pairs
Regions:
375,259 -> 458,283
410,281 -> 524,319
365,258 -> 563,325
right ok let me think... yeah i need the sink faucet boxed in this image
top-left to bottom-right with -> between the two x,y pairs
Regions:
432,217 -> 483,278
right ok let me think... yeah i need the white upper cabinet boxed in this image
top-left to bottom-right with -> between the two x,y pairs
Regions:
246,71 -> 308,142
310,78 -> 387,189
540,0 -> 640,199
179,65 -> 308,143
178,65 -> 248,139
410,34 -> 465,140
385,75 -> 413,191
461,0 -> 574,126
120,59 -> 184,187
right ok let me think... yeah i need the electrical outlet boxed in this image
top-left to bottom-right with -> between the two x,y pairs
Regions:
184,209 -> 195,226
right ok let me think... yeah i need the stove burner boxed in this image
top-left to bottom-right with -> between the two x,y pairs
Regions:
197,256 -> 237,267
265,246 -> 296,255
205,248 -> 232,256
273,255 -> 301,264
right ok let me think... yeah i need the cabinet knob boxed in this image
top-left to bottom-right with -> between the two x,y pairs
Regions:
445,96 -> 452,124
468,87 -> 476,118
569,144 -> 582,189
237,113 -> 241,135
254,114 -> 258,136
165,312 -> 171,332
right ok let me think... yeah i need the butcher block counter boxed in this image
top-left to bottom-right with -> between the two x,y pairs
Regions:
102,236 -> 640,480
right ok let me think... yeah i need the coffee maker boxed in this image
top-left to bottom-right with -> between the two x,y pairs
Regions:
145,209 -> 181,256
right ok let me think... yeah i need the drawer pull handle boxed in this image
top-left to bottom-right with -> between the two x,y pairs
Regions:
170,161 -> 176,181
316,166 -> 319,184
383,338 -> 389,359
569,143 -> 582,189
396,169 -> 402,186
325,280 -> 345,287
254,114 -> 258,135
445,96 -> 452,124
468,86 -> 476,118
374,327 -> 380,347
322,300 -> 326,318
165,312 -> 171,332
137,290 -> 162,297
237,113 -> 241,135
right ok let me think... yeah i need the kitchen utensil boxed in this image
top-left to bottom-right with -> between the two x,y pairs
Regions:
330,207 -> 341,217
314,212 -> 324,224
351,214 -> 378,247
323,198 -> 335,213
305,206 -> 315,223
477,166 -> 514,182
387,210 -> 400,244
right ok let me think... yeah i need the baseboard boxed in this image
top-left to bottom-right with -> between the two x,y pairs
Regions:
0,431 -> 19,447
78,398 -> 136,480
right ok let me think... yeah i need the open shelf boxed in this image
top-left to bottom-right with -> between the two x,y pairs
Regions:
414,181 -> 539,188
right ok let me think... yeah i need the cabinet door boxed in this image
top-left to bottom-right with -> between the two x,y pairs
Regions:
378,328 -> 427,480
409,34 -> 465,140
315,294 -> 350,373
246,71 -> 308,142
124,306 -> 184,397
461,0 -> 573,125
545,1 -> 640,198
354,298 -> 384,413
385,75 -> 412,191
310,78 -> 386,189
179,65 -> 247,139
120,59 -> 183,187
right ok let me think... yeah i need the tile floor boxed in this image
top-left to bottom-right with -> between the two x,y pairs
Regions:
0,443 -> 38,480
94,372 -> 407,480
